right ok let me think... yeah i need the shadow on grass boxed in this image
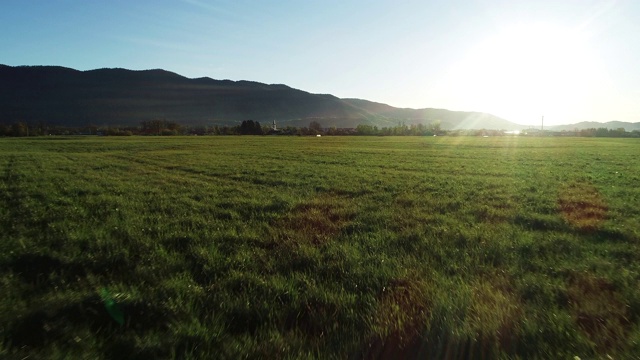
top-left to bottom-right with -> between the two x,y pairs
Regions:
4,253 -> 86,290
567,272 -> 631,353
513,213 -> 566,232
7,294 -> 173,358
357,330 -> 505,360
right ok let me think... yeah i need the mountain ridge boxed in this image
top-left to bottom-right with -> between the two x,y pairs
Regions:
3,64 -> 624,131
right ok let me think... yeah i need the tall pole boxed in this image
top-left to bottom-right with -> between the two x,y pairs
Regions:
541,116 -> 544,134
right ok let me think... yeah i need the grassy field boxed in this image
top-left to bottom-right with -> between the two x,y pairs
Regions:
1,135 -> 639,359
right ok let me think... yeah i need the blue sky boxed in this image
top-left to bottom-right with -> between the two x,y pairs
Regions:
2,0 -> 639,126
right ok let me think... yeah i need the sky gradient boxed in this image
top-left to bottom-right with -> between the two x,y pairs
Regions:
2,0 -> 638,126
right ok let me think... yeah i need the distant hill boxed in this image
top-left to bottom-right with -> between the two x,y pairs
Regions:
0,65 -> 522,130
342,99 -> 523,130
548,121 -> 640,132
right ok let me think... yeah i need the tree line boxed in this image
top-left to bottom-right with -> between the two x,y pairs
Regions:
576,127 -> 639,138
1,120 -> 639,137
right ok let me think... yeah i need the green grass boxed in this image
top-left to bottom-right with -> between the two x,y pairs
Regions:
1,135 -> 640,359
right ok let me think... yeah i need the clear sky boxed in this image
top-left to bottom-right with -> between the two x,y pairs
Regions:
1,0 -> 639,126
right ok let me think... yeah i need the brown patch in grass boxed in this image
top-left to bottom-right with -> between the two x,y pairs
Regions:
277,192 -> 355,245
375,277 -> 430,341
469,274 -> 522,351
362,275 -> 431,359
558,182 -> 608,231
567,272 -> 630,352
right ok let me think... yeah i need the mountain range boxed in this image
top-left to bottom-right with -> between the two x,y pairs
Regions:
0,65 -> 521,130
1,65 -> 637,131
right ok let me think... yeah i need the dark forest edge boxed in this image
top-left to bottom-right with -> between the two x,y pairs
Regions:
2,119 -> 639,138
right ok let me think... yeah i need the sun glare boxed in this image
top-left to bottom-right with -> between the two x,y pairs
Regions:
438,23 -> 608,126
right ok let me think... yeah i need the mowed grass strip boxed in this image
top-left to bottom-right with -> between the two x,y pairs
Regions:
1,136 -> 639,359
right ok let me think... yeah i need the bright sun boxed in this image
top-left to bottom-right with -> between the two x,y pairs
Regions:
440,23 -> 609,126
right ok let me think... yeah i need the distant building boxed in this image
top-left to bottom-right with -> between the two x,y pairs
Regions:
267,120 -> 282,135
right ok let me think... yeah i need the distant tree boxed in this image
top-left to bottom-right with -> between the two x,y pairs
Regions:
141,119 -> 167,135
356,124 -> 375,135
579,128 -> 596,137
282,126 -> 297,135
166,122 -> 182,134
309,121 -> 322,135
0,124 -> 9,136
611,127 -> 627,137
430,120 -> 442,134
11,122 -> 28,137
30,121 -> 46,136
238,120 -> 263,135
229,125 -> 239,135
297,127 -> 310,136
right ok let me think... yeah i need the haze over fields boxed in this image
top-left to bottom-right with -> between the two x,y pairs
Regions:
2,1 -> 640,126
